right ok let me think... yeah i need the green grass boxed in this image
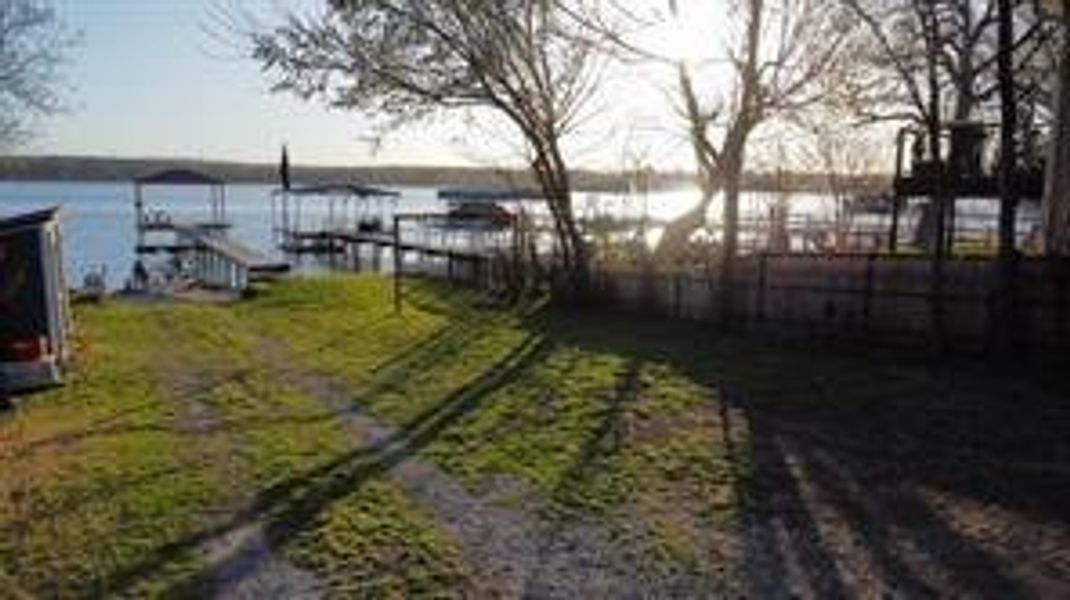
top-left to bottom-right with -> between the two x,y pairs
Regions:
0,283 -> 473,596
3,274 -> 1066,594
0,304 -> 221,597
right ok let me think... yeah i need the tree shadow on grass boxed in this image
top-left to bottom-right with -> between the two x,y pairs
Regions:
77,293 -> 1070,595
540,308 -> 1066,595
717,399 -> 852,598
547,357 -> 642,513
96,326 -> 551,596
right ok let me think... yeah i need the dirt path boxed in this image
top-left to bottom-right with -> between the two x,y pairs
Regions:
272,349 -> 707,598
157,354 -> 323,599
201,522 -> 320,599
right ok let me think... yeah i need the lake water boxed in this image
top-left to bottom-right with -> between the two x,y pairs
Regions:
0,182 -> 721,289
0,181 -> 1035,290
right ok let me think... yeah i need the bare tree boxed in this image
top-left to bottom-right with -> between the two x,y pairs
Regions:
239,0 -> 604,290
650,0 -> 851,319
840,0 -> 1060,251
795,114 -> 891,251
839,1 -> 1056,126
0,0 -> 73,148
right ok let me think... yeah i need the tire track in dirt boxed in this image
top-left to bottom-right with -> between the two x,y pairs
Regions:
153,318 -> 323,599
267,337 -> 720,598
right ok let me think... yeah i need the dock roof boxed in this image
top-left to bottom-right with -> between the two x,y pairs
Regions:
437,187 -> 544,202
275,184 -> 400,198
135,169 -> 224,186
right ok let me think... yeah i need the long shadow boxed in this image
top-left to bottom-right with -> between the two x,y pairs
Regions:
796,442 -> 1029,598
4,464 -> 191,533
6,402 -> 160,460
715,365 -> 1047,596
535,308 -> 1061,594
9,410 -> 352,462
80,296 -> 1068,595
725,403 -> 851,598
324,287 -> 546,410
97,328 -> 551,596
548,357 -> 642,511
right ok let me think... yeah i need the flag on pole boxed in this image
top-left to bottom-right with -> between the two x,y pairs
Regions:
279,144 -> 291,191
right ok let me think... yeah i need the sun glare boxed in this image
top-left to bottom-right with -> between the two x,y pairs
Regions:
641,0 -> 723,65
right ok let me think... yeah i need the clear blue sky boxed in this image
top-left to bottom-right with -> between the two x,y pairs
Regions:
27,0 -> 471,166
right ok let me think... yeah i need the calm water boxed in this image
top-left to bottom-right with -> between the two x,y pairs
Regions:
0,182 -> 440,288
0,181 -> 1033,290
0,181 -> 733,289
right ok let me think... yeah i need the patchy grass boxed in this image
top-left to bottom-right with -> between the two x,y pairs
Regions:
286,479 -> 473,598
0,304 -> 221,597
3,274 -> 1068,595
0,285 -> 472,596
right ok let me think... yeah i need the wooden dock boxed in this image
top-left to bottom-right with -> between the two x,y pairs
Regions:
286,229 -> 488,262
138,221 -> 289,290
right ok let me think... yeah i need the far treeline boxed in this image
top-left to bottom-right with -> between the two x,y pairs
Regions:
0,155 -> 889,195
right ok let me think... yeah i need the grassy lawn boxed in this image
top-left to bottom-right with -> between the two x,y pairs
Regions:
2,275 -> 1067,596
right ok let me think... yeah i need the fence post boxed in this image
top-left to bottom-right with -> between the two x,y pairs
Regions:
863,253 -> 876,331
1057,257 -> 1069,348
393,216 -> 402,314
756,252 -> 768,322
673,273 -> 683,318
888,195 -> 901,254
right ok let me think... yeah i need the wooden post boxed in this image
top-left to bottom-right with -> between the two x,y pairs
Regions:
1043,2 -> 1070,255
1055,256 -> 1069,347
282,193 -> 289,240
924,2 -> 948,354
393,215 -> 402,314
863,253 -> 876,331
134,184 -> 143,246
995,0 -> 1021,354
756,252 -> 768,322
673,274 -> 683,318
889,195 -> 901,254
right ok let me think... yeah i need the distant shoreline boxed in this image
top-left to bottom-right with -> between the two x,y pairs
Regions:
0,155 -> 890,195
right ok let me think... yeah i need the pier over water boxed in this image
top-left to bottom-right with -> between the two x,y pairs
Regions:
133,169 -> 289,293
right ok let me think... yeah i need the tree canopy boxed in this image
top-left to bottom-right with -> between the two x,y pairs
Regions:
247,0 -> 607,283
0,0 -> 74,147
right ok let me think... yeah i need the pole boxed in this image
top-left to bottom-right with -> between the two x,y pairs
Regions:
925,3 -> 948,353
393,215 -> 402,314
996,0 -> 1021,352
1043,1 -> 1070,254
997,0 -> 1018,258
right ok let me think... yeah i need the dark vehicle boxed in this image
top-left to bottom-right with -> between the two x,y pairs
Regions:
0,208 -> 71,394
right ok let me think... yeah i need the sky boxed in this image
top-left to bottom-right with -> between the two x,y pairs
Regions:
30,0 -> 477,167
21,0 -> 732,170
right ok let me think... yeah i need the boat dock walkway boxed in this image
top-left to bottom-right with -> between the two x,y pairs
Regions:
138,221 -> 290,290
285,229 -> 490,263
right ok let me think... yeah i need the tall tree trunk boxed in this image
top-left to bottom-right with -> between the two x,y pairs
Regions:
1044,5 -> 1070,256
652,187 -> 718,263
719,159 -> 743,323
924,1 -> 948,353
531,139 -> 590,297
995,0 -> 1021,353
997,0 -> 1019,259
